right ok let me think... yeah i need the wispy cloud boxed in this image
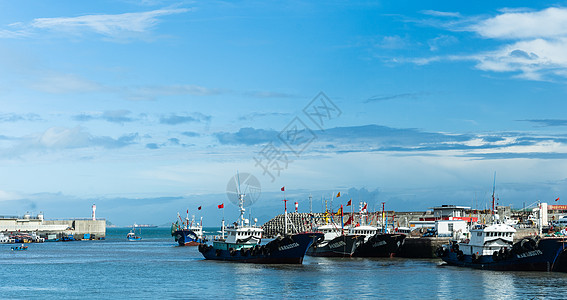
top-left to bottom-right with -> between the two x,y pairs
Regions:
31,73 -> 105,94
0,126 -> 140,158
421,10 -> 462,18
519,119 -> 567,127
365,92 -> 428,103
238,112 -> 291,121
215,127 -> 278,145
411,7 -> 567,81
0,113 -> 42,122
30,8 -> 191,40
73,110 -> 134,124
159,113 -> 211,125
213,124 -> 567,160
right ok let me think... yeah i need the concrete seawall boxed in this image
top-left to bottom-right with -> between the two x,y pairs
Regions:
1,214 -> 106,240
43,219 -> 106,239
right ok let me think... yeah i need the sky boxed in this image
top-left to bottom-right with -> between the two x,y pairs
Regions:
1,1 -> 567,226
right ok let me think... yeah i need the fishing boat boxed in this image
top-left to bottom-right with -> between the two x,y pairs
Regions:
351,202 -> 406,258
437,223 -> 567,272
127,225 -> 142,241
437,175 -> 567,272
171,214 -> 206,246
11,244 -> 28,251
198,186 -> 323,264
306,223 -> 365,257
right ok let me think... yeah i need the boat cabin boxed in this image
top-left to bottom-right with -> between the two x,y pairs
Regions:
349,225 -> 381,242
315,224 -> 344,242
459,223 -> 515,256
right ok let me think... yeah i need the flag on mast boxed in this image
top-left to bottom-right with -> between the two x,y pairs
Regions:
281,186 -> 285,192
336,192 -> 341,198
347,199 -> 352,206
218,203 -> 224,209
556,197 -> 560,202
198,206 -> 202,210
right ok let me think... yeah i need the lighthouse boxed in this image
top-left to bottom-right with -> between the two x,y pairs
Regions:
92,204 -> 96,221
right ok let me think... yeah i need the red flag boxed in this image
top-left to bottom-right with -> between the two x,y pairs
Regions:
362,203 -> 367,211
281,186 -> 285,191
186,209 -> 189,214
336,192 -> 341,198
556,197 -> 560,202
198,206 -> 202,210
218,203 -> 224,209
344,215 -> 354,226
347,199 -> 352,206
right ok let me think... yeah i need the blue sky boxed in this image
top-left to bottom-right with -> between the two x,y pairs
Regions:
1,1 -> 567,226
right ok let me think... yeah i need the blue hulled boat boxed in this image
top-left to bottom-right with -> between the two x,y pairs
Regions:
198,193 -> 323,264
127,226 -> 142,241
437,223 -> 567,272
172,215 -> 206,246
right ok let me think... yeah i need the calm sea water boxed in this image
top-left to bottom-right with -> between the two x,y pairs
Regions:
2,228 -> 567,299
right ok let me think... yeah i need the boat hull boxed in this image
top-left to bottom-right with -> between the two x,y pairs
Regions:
199,232 -> 323,264
438,237 -> 567,272
173,229 -> 205,246
353,233 -> 406,258
306,234 -> 365,257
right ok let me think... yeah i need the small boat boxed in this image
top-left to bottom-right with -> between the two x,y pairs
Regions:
198,185 -> 323,264
127,226 -> 142,241
171,214 -> 206,246
11,244 -> 28,251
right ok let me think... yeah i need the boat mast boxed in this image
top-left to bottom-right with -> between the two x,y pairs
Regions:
282,186 -> 288,235
382,202 -> 385,233
492,172 -> 496,224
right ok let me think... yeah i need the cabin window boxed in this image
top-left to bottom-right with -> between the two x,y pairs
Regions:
448,224 -> 454,232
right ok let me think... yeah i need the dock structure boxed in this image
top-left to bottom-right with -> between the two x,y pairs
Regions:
262,208 -> 543,258
0,212 -> 106,241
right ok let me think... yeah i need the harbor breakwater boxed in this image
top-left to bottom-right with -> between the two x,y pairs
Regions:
0,214 -> 106,241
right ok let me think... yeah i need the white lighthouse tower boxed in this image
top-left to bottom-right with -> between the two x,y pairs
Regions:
92,204 -> 96,221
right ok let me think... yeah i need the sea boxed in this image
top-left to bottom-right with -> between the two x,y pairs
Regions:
2,227 -> 567,299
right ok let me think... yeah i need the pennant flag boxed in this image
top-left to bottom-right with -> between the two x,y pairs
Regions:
344,215 -> 354,226
335,206 -> 343,216
198,206 -> 202,210
336,192 -> 341,198
347,199 -> 352,206
556,197 -> 560,202
362,203 -> 367,211
281,186 -> 285,192
186,209 -> 189,214
218,203 -> 224,209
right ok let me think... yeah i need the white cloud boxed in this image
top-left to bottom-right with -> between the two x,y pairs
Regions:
471,7 -> 567,39
412,7 -> 567,81
30,8 -> 190,37
474,38 -> 567,80
0,8 -> 190,40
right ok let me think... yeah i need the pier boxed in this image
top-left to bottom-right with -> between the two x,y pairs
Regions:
0,213 -> 106,242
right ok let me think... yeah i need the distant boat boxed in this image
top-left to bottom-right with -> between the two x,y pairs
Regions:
171,214 -> 206,246
127,225 -> 142,241
133,224 -> 158,228
198,182 -> 322,264
11,244 -> 28,251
